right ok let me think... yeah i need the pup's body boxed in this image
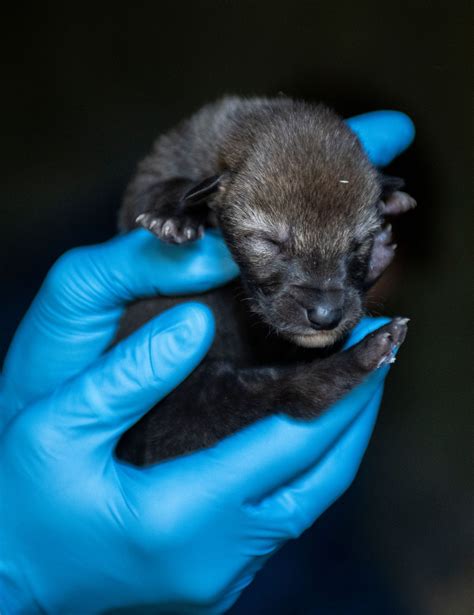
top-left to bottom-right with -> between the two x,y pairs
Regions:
115,96 -> 415,465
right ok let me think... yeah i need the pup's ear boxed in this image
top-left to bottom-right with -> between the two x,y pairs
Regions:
378,174 -> 417,216
183,175 -> 223,205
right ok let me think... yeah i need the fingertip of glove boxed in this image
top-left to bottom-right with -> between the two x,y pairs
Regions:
377,110 -> 416,157
149,303 -> 215,381
174,302 -> 216,348
346,110 -> 415,167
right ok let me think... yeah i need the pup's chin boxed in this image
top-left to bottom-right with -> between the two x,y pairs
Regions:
289,329 -> 343,348
282,317 -> 360,348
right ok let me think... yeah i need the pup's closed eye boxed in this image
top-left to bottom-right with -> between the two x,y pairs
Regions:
249,234 -> 286,256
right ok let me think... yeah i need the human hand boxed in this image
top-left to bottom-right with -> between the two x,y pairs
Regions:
0,110 -> 414,614
0,228 -> 239,427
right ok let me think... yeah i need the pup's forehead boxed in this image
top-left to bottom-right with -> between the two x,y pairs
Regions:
233,135 -> 380,209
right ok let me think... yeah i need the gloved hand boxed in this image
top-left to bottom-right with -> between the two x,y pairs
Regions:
0,110 -> 414,614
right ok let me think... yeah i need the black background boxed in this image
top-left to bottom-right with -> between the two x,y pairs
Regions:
0,2 -> 472,613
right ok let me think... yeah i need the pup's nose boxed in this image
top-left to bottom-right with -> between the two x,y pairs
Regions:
307,305 -> 343,330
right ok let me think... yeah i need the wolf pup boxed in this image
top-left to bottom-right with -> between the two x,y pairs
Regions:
115,96 -> 415,465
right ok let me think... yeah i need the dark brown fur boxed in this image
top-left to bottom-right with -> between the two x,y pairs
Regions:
114,96 -> 415,465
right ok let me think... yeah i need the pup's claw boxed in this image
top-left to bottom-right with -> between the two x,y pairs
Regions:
354,317 -> 409,371
135,213 -> 204,244
136,213 -> 162,232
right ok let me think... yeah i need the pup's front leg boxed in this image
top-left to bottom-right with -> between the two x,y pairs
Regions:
253,317 -> 408,419
198,319 -> 408,439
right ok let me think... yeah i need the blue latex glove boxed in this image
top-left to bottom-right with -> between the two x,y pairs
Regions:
0,111 -> 414,614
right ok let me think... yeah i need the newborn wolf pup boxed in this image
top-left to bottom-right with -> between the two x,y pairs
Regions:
115,96 -> 415,465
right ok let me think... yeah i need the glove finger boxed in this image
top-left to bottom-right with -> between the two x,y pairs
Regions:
343,315 -> 391,349
245,384 -> 382,540
33,303 -> 214,457
1,229 -> 237,419
145,386 -> 379,614
346,110 -> 415,167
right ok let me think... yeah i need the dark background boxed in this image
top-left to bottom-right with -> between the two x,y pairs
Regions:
1,2 -> 472,613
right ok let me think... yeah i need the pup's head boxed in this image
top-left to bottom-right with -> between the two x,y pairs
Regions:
196,107 -> 386,347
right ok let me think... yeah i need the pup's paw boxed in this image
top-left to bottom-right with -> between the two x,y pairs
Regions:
366,224 -> 397,284
136,213 -> 204,244
354,317 -> 409,371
